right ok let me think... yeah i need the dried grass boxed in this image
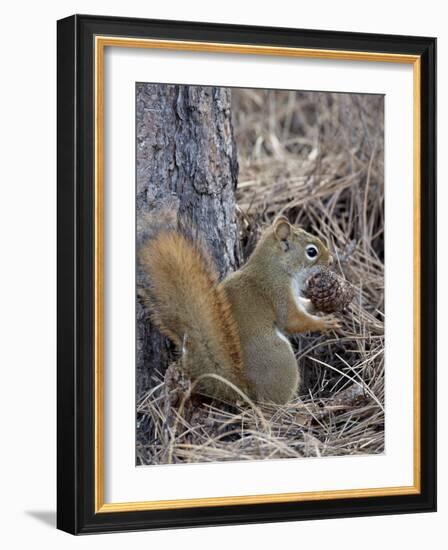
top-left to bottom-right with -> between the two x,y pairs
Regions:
137,89 -> 385,465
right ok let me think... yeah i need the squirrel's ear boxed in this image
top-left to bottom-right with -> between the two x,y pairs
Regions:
273,216 -> 292,241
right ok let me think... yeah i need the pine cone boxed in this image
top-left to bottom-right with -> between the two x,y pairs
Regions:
305,270 -> 355,314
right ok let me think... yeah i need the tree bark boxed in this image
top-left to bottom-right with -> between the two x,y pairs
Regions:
136,83 -> 241,403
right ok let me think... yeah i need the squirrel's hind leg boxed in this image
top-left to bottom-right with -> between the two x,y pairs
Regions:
245,332 -> 300,405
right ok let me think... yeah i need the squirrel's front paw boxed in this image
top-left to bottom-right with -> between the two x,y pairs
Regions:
320,315 -> 341,333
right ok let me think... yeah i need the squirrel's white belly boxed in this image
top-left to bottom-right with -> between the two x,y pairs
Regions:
275,327 -> 292,346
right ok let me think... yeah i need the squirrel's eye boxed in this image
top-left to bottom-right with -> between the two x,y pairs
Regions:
306,244 -> 319,260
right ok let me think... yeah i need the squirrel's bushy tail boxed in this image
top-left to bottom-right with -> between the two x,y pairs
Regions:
139,230 -> 248,401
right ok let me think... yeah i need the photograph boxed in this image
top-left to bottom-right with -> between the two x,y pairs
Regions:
135,83 -> 385,466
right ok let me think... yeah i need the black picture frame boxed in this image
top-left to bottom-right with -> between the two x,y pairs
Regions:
57,14 -> 436,535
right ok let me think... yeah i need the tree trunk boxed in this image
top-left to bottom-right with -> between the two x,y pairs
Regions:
136,83 -> 241,404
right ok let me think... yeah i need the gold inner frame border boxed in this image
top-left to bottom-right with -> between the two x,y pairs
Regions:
94,35 -> 421,513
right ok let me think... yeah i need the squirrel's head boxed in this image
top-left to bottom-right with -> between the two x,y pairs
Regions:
257,216 -> 333,275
